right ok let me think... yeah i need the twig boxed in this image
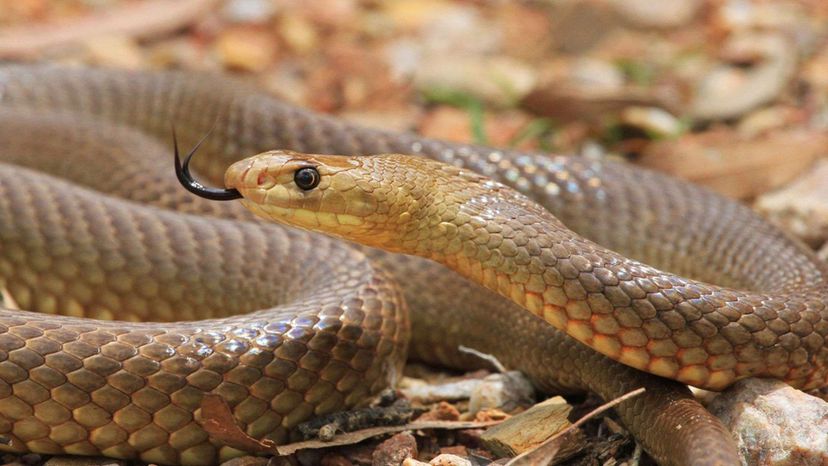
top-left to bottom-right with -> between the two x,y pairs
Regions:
459,345 -> 507,373
505,387 -> 646,466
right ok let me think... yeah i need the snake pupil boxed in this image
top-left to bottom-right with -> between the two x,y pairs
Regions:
294,167 -> 320,190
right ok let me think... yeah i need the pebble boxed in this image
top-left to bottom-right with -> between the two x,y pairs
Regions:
690,33 -> 796,120
620,106 -> 683,138
611,0 -> 702,28
372,432 -> 418,466
277,14 -> 318,54
83,35 -> 145,69
755,158 -> 828,247
708,378 -> 828,466
428,454 -> 472,466
221,0 -> 278,23
215,26 -> 278,72
413,55 -> 536,106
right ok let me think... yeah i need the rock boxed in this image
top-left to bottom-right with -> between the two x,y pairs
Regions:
418,401 -> 461,422
215,26 -> 278,72
708,378 -> 828,466
690,33 -> 796,121
439,445 -> 468,457
569,58 -> 625,89
547,0 -> 619,54
413,56 -> 537,106
611,0 -> 702,28
83,35 -> 145,69
619,106 -> 683,138
381,0 -> 456,31
737,106 -> 798,137
479,396 -> 583,459
277,14 -> 319,55
372,432 -> 418,466
639,128 -> 826,199
221,0 -> 278,23
820,243 -> 828,263
468,371 -> 535,415
429,454 -> 472,466
402,459 -> 430,466
755,159 -> 828,247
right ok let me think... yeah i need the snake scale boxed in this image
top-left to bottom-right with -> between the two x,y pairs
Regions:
0,64 -> 825,466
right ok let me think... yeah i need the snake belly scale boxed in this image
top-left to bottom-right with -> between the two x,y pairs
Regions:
1,64 -> 825,466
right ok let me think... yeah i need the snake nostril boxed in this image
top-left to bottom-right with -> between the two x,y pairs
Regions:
257,172 -> 275,188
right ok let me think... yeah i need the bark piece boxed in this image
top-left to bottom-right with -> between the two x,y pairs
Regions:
479,396 -> 582,458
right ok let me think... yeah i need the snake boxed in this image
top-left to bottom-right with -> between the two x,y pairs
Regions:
0,64 -> 825,466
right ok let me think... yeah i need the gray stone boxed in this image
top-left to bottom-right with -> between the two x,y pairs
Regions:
708,378 -> 828,466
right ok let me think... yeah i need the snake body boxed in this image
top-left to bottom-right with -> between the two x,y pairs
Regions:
0,65 -> 824,466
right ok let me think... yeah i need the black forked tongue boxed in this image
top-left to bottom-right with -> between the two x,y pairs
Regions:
173,125 -> 242,201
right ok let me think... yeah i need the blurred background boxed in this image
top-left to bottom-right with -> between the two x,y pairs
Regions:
1,0 -> 827,251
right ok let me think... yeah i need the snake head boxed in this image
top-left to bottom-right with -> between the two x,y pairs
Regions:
225,151 -> 436,251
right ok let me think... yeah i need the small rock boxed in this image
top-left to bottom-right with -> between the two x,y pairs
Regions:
83,35 -> 145,69
569,58 -> 625,90
619,106 -> 683,139
372,432 -> 418,466
468,371 -> 535,415
429,454 -> 472,466
414,56 -> 537,106
708,378 -> 828,466
278,14 -> 318,55
381,0 -> 455,31
439,445 -> 468,457
418,401 -> 461,422
690,33 -> 796,120
221,0 -> 278,23
611,0 -> 702,28
737,106 -> 797,137
215,26 -> 278,72
402,459 -> 430,466
756,159 -> 828,247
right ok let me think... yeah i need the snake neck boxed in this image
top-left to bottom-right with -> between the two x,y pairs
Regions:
405,192 -> 828,391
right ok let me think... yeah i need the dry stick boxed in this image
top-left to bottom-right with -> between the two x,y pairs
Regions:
505,387 -> 646,466
0,0 -> 218,58
458,345 -> 507,373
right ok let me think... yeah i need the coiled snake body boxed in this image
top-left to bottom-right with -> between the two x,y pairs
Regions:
0,65 -> 826,465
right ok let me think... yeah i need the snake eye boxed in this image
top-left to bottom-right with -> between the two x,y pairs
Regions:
294,167 -> 320,190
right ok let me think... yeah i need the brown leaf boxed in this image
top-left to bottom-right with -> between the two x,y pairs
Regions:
198,394 -> 277,454
198,394 -> 501,457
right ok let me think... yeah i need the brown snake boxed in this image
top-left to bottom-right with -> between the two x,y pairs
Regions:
0,65 -> 825,466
